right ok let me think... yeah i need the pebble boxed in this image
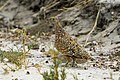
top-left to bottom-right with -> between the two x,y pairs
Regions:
40,48 -> 45,52
3,58 -> 9,62
15,78 -> 18,80
78,73 -> 80,75
26,71 -> 30,75
45,60 -> 49,63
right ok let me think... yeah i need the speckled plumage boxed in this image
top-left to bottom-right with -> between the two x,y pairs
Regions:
52,17 -> 92,66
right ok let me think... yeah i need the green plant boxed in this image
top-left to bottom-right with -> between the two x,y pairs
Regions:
28,32 -> 40,50
0,49 -> 24,69
73,74 -> 79,80
41,49 -> 66,80
0,28 -> 31,70
110,71 -> 114,80
41,69 -> 55,80
17,28 -> 31,69
2,67 -> 9,75
41,57 -> 61,80
60,68 -> 66,80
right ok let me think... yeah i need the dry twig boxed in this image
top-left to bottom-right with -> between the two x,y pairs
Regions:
0,0 -> 11,11
84,7 -> 101,47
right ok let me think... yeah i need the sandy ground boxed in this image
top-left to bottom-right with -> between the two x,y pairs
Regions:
0,0 -> 120,80
0,34 -> 120,80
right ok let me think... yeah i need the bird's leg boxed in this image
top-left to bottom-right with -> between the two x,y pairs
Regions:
64,56 -> 72,67
71,57 -> 77,67
65,61 -> 69,67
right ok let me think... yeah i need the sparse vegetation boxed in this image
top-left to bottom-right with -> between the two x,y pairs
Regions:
0,49 -> 24,69
73,74 -> 79,80
110,71 -> 114,80
0,0 -> 120,80
60,68 -> 66,80
41,49 -> 66,80
2,67 -> 10,75
0,28 -> 31,69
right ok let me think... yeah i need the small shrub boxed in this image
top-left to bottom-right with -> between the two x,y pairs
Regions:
0,49 -> 24,69
41,49 -> 66,80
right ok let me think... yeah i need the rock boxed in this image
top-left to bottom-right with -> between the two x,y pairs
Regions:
40,48 -> 45,52
26,71 -> 30,75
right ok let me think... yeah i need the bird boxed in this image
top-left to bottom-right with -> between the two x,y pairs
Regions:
51,17 -> 92,67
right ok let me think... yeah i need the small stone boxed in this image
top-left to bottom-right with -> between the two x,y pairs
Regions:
93,64 -> 96,67
103,77 -> 106,79
37,56 -> 40,58
3,58 -> 9,62
11,69 -> 16,72
114,66 -> 119,72
111,12 -> 114,15
84,67 -> 88,70
40,48 -> 45,52
45,61 -> 49,63
15,78 -> 18,80
78,73 -> 80,75
26,71 -> 30,75
46,55 -> 51,57
93,41 -> 97,45
31,63 -> 34,65
31,36 -> 35,39
99,53 -> 103,56
28,55 -> 32,58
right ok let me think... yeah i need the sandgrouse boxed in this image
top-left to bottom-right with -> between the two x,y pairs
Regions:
51,17 -> 92,66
